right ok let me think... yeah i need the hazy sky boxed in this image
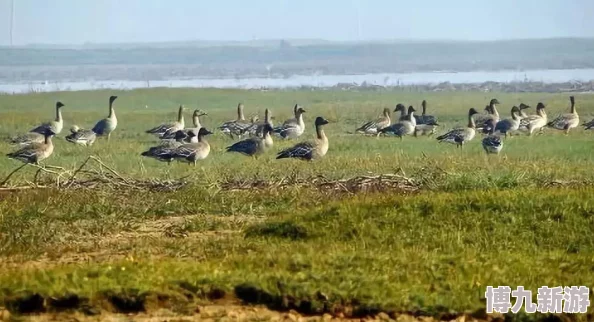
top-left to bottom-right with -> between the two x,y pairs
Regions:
1,0 -> 593,45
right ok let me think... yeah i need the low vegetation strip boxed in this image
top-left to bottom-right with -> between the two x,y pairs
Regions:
0,186 -> 592,321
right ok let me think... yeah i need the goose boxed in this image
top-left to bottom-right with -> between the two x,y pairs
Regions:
146,105 -> 186,137
436,108 -> 480,148
65,125 -> 97,146
582,118 -> 594,130
8,132 -> 45,147
6,128 -> 55,165
92,95 -> 118,141
518,103 -> 531,119
160,109 -> 207,141
219,103 -> 254,139
494,106 -> 522,137
355,107 -> 391,135
482,119 -> 503,154
30,102 -> 65,135
414,100 -> 438,125
141,130 -> 193,163
519,103 -> 547,135
245,108 -> 274,137
273,106 -> 306,139
547,96 -> 579,134
170,127 -> 213,166
379,106 -> 416,140
226,124 -> 274,157
475,99 -> 500,131
276,116 -> 329,161
395,104 -> 407,122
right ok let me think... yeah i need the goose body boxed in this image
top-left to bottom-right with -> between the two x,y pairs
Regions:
437,108 -> 479,147
92,95 -> 118,140
146,105 -> 186,137
141,130 -> 194,163
474,99 -> 500,131
170,128 -> 213,166
547,96 -> 579,134
276,117 -> 329,161
246,108 -> 274,137
273,106 -> 306,139
380,106 -> 416,139
519,103 -> 547,135
356,108 -> 391,134
482,119 -> 503,154
226,124 -> 274,157
582,119 -> 594,130
30,102 -> 65,135
494,106 -> 522,136
7,129 -> 55,164
65,125 -> 97,146
219,103 -> 253,139
161,109 -> 206,141
413,100 -> 438,125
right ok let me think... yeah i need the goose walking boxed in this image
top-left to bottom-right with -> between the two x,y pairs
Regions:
219,103 -> 253,139
92,95 -> 118,141
436,108 -> 479,148
170,127 -> 213,166
379,106 -> 416,140
276,116 -> 329,161
30,102 -> 65,135
494,106 -> 522,137
65,125 -> 97,146
226,124 -> 274,157
355,108 -> 391,135
7,128 -> 55,165
273,106 -> 306,139
547,96 -> 579,134
146,105 -> 186,138
519,103 -> 547,135
482,119 -> 503,154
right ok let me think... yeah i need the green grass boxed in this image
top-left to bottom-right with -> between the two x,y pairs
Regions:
1,88 -> 594,320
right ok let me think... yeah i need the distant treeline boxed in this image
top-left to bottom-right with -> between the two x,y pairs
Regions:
1,38 -> 594,78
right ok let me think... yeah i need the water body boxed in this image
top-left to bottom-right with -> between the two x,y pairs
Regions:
1,68 -> 594,94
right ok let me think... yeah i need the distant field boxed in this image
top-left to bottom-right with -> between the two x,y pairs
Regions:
0,88 -> 593,321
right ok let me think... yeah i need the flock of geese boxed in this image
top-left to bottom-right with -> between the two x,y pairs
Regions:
3,94 -> 587,167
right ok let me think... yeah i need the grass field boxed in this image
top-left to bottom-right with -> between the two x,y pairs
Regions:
1,88 -> 594,321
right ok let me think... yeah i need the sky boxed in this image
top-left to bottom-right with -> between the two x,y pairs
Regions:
0,0 -> 593,45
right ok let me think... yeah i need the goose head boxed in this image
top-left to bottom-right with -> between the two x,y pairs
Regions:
43,128 -> 56,137
469,108 -> 480,117
383,107 -> 391,116
262,123 -> 274,135
109,96 -> 118,104
56,101 -> 65,109
296,107 -> 306,116
490,98 -> 500,106
197,127 -> 213,137
315,116 -> 330,126
394,104 -> 405,113
407,106 -> 416,115
70,125 -> 80,134
536,102 -> 545,111
519,103 -> 530,111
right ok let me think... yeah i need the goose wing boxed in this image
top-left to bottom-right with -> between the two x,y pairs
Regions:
356,116 -> 389,134
30,121 -> 54,134
415,115 -> 438,125
8,132 -> 45,146
7,143 -> 43,162
146,121 -> 179,136
436,128 -> 466,143
547,114 -> 576,130
276,141 -> 314,160
65,129 -> 96,145
92,119 -> 108,135
582,119 -> 594,130
141,143 -> 181,162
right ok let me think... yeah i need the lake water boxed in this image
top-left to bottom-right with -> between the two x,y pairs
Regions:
1,68 -> 594,94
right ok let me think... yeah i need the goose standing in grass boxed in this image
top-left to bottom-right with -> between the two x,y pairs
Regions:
273,106 -> 306,139
30,102 -> 65,135
474,99 -> 501,131
171,127 -> 213,166
413,100 -> 439,136
141,130 -> 193,163
482,119 -> 503,154
65,125 -> 97,146
146,105 -> 186,138
355,107 -> 391,135
244,108 -> 274,137
226,124 -> 274,157
92,95 -> 118,141
494,106 -> 522,137
548,96 -> 579,134
276,116 -> 329,161
379,106 -> 416,140
436,108 -> 479,148
6,128 -> 55,165
161,109 -> 206,141
519,103 -> 547,135
219,103 -> 253,139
